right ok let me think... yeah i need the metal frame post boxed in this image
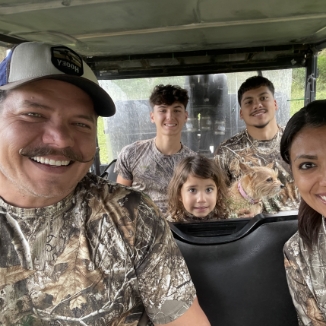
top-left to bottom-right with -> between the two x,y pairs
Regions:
304,51 -> 318,105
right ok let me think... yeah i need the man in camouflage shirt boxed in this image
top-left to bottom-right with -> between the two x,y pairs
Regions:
115,85 -> 196,216
215,76 -> 299,215
0,42 -> 210,325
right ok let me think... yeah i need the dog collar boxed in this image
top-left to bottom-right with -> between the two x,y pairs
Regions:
237,181 -> 260,205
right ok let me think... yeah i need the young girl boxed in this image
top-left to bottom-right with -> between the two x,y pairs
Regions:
167,155 -> 228,222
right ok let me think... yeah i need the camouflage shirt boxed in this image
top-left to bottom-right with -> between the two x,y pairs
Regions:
214,127 -> 299,214
0,173 -> 196,325
115,138 -> 196,216
284,219 -> 326,326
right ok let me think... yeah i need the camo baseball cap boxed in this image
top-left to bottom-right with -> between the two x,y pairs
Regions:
0,42 -> 115,117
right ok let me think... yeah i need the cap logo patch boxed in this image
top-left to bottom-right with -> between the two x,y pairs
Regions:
51,46 -> 83,76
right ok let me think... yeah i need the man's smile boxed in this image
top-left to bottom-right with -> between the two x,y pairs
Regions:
251,109 -> 267,116
31,156 -> 71,166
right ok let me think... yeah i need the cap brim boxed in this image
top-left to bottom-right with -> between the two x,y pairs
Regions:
0,74 -> 116,117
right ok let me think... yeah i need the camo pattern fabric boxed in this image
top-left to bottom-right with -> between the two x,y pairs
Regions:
0,173 -> 196,325
214,127 -> 299,214
284,219 -> 326,326
115,138 -> 196,216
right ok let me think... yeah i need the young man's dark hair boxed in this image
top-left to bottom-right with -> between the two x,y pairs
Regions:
237,76 -> 275,105
149,84 -> 189,108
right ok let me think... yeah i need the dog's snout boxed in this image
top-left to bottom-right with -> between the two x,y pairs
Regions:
280,183 -> 285,189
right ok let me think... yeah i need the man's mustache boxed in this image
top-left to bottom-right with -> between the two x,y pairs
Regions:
19,147 -> 95,163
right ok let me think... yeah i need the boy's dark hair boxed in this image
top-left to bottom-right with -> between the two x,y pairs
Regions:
280,99 -> 326,249
167,155 -> 228,221
149,84 -> 189,109
238,76 -> 275,105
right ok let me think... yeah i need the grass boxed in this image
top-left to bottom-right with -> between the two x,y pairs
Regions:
290,86 -> 326,116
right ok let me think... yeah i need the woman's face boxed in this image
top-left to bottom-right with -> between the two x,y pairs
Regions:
290,125 -> 326,216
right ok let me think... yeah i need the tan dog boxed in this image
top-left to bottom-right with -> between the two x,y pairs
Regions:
228,163 -> 284,218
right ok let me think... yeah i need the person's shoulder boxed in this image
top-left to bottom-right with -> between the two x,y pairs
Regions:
79,172 -> 124,194
278,125 -> 285,135
81,173 -> 160,213
284,230 -> 300,248
79,174 -> 165,248
216,130 -> 247,155
120,138 -> 154,153
220,130 -> 246,147
181,144 -> 197,155
283,230 -> 302,260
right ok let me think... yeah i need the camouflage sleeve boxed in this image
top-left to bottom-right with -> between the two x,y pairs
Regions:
214,147 -> 226,170
284,251 -> 326,326
114,144 -> 134,180
214,147 -> 233,184
134,194 -> 196,324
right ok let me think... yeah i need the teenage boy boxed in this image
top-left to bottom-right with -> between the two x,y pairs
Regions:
115,84 -> 196,215
215,76 -> 299,215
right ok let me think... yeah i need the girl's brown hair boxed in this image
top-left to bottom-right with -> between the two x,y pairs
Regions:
167,155 -> 228,221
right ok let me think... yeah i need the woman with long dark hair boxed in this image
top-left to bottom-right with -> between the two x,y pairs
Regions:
280,100 -> 326,325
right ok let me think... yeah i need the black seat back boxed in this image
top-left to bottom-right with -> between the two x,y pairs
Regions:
172,216 -> 299,326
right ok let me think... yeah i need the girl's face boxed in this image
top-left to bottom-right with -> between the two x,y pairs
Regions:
180,174 -> 217,218
290,125 -> 326,217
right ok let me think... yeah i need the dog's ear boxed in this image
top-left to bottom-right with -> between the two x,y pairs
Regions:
274,167 -> 278,175
266,162 -> 274,169
239,162 -> 252,174
248,170 -> 257,179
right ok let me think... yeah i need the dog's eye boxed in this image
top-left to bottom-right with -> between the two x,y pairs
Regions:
266,177 -> 273,182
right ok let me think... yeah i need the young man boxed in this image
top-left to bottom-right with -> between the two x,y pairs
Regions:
0,42 -> 210,326
215,76 -> 299,215
115,84 -> 196,216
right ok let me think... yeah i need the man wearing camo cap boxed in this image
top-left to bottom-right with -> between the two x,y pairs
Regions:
0,42 -> 210,326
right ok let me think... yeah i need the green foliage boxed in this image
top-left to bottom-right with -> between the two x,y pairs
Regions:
317,50 -> 326,92
290,68 -> 305,116
316,50 -> 326,101
290,50 -> 326,115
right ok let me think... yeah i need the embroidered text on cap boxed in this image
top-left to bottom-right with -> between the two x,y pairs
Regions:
51,46 -> 83,76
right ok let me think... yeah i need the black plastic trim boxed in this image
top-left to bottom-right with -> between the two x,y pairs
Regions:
169,212 -> 298,245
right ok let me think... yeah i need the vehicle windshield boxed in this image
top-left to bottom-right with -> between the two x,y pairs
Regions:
1,45 -> 325,170
97,68 -> 306,165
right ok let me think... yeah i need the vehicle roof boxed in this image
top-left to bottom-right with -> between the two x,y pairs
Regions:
1,0 -> 326,77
